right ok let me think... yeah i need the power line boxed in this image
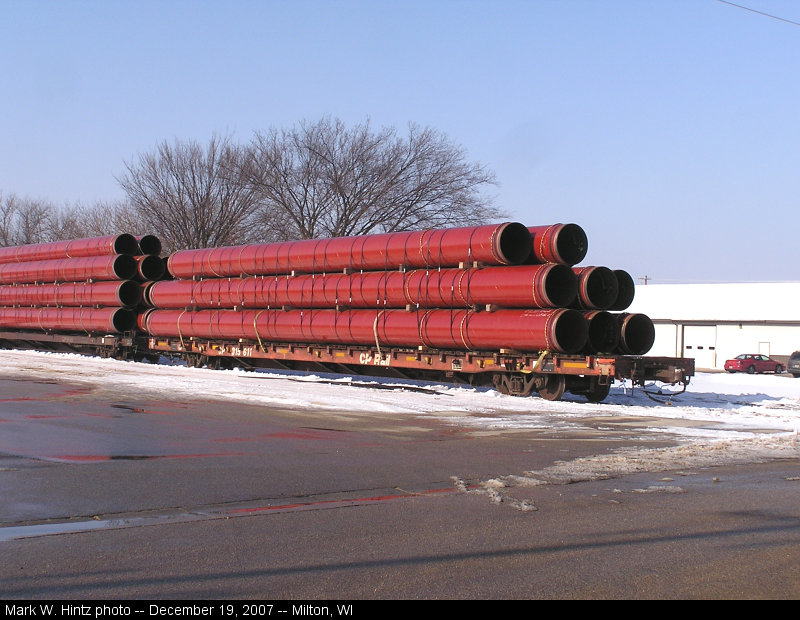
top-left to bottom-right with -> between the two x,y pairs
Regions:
716,0 -> 800,28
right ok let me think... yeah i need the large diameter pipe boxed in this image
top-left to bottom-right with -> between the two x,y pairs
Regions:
583,311 -> 620,354
0,280 -> 142,308
0,255 -> 137,285
145,264 -> 578,310
144,307 -> 588,354
136,235 -> 162,256
526,223 -> 588,266
608,269 -> 635,311
134,255 -> 166,281
0,234 -> 138,265
572,266 -> 619,310
137,308 -> 155,332
615,313 -> 655,355
0,307 -> 136,333
166,223 -> 533,279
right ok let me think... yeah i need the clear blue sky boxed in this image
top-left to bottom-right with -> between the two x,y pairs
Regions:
1,0 -> 798,283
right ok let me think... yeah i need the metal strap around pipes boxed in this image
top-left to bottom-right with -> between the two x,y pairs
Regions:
236,246 -> 250,278
177,310 -> 187,350
79,309 -> 90,336
458,313 -> 471,350
253,310 -> 266,351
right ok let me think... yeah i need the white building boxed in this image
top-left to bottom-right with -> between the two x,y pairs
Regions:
626,282 -> 800,371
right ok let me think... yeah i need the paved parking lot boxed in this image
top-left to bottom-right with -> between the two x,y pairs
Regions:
1,374 -> 799,599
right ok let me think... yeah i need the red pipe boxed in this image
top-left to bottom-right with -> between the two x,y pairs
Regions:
137,308 -> 154,332
134,255 -> 166,281
0,255 -> 137,285
0,307 -> 136,333
572,266 -> 619,310
615,313 -> 655,355
145,264 -> 578,310
583,310 -> 620,354
166,223 -> 532,279
0,234 -> 138,264
526,223 -> 588,266
0,280 -> 141,308
144,307 -> 588,354
136,235 -> 162,256
608,269 -> 635,311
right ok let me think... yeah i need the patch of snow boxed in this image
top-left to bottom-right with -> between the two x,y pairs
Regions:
2,349 -> 799,484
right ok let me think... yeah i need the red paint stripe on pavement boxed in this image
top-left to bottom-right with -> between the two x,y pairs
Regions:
225,487 -> 457,515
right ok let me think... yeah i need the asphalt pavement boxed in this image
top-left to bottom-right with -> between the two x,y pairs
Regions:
1,374 -> 799,599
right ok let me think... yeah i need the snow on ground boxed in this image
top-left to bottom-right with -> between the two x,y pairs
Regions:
2,349 -> 799,483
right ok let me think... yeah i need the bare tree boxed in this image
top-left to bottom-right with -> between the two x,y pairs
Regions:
243,117 -> 503,240
117,134 -> 262,253
0,193 -> 58,246
53,200 -> 148,240
0,191 -> 17,246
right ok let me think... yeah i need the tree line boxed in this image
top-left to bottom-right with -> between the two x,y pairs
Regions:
1,118 -> 504,253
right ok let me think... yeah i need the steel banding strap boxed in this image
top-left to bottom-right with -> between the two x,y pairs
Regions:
177,310 -> 187,350
253,310 -> 266,352
458,312 -> 471,350
372,310 -> 385,355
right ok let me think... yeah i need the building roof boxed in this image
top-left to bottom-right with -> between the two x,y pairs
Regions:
625,282 -> 800,322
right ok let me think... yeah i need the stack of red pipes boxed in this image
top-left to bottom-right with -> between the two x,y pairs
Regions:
143,222 -> 655,355
0,234 -> 164,334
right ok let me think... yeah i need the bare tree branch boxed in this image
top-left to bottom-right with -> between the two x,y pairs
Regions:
117,134 -> 263,252
243,117 -> 503,240
0,193 -> 59,246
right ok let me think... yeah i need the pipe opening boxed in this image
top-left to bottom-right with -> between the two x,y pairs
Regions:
584,311 -> 620,353
111,308 -> 137,333
137,308 -> 155,331
117,280 -> 143,308
112,255 -> 138,281
609,269 -> 635,311
161,257 -> 174,280
137,255 -> 166,281
141,282 -> 155,307
580,266 -> 618,309
617,313 -> 655,355
137,235 -> 162,256
550,308 -> 589,354
496,222 -> 533,265
542,264 -> 578,308
112,234 -> 139,256
553,223 -> 588,266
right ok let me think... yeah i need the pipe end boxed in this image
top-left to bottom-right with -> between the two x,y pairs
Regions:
112,234 -> 140,256
609,269 -> 635,311
495,222 -> 533,265
550,308 -> 589,354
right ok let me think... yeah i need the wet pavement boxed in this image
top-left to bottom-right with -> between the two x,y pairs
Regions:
1,374 -> 799,599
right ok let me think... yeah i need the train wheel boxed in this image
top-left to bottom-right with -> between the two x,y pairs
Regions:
205,357 -> 233,370
538,374 -> 566,401
492,372 -> 536,397
585,381 -> 611,403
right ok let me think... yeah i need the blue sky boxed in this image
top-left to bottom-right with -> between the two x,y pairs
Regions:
1,0 -> 798,283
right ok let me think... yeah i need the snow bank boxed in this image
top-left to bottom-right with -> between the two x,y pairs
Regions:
2,349 -> 799,480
